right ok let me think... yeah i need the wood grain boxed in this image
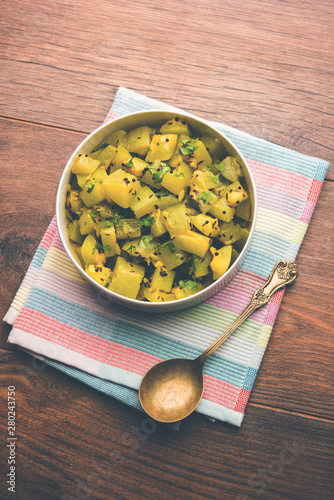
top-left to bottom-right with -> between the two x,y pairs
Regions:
1,0 -> 333,175
1,0 -> 333,498
0,349 -> 333,500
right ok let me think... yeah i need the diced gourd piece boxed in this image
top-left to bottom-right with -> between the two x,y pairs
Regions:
110,144 -> 133,172
66,189 -> 85,214
72,244 -> 85,267
102,169 -> 141,208
122,236 -> 158,261
141,160 -> 170,188
78,210 -> 95,235
150,209 -> 168,238
150,266 -> 175,293
190,213 -> 220,237
127,157 -> 149,177
81,167 -> 108,207
76,173 -> 90,189
81,234 -> 106,266
143,288 -> 175,302
192,252 -> 212,278
93,201 -> 115,220
145,134 -> 178,162
88,150 -> 102,160
71,154 -> 100,175
231,248 -> 240,265
218,221 -> 244,245
235,198 -> 252,221
85,264 -> 112,287
173,230 -> 211,258
115,218 -> 141,239
126,126 -> 151,156
130,186 -> 159,219
162,204 -> 191,238
200,133 -> 226,159
221,181 -> 248,208
182,139 -> 212,169
67,219 -> 85,245
97,145 -> 117,168
161,161 -> 193,195
220,156 -> 244,182
108,257 -> 145,299
100,225 -> 121,257
189,187 -> 219,214
160,116 -> 191,136
234,227 -> 250,253
210,245 -> 232,280
191,169 -> 222,191
172,280 -> 204,300
208,197 -> 235,221
157,192 -> 179,210
212,181 -> 231,197
154,243 -> 188,270
104,130 -> 127,148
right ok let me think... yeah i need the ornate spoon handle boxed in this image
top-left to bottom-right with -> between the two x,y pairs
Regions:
197,260 -> 298,364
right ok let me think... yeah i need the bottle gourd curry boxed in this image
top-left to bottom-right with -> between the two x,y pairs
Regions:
65,116 -> 252,302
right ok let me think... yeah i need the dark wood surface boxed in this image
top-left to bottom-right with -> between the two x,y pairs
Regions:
1,1 -> 333,499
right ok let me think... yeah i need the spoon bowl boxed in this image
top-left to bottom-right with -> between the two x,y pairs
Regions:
139,358 -> 204,423
139,260 -> 298,423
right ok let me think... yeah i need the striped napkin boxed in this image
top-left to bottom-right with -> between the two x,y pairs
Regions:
4,87 -> 329,426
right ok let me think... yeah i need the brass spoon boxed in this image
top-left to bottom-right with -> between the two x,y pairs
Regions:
139,260 -> 298,423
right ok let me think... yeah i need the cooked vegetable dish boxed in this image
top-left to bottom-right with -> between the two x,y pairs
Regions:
65,116 -> 252,302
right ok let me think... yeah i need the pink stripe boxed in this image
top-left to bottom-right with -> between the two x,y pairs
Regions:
300,200 -> 316,223
248,159 -> 312,200
40,217 -> 58,250
103,111 -> 121,124
15,308 -> 246,409
14,308 -> 161,375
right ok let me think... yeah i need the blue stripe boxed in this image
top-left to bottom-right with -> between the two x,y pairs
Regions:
25,287 -> 250,388
249,230 -> 292,260
30,246 -> 48,270
242,250 -> 278,277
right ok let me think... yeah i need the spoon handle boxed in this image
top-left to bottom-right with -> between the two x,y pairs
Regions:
197,260 -> 298,364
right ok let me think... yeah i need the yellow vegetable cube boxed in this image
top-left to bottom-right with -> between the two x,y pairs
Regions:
100,225 -> 121,258
143,288 -> 175,302
81,167 -> 108,207
81,234 -> 106,266
85,264 -> 112,287
150,266 -> 175,293
210,245 -> 232,280
173,230 -> 211,258
71,154 -> 100,175
109,257 -> 145,299
102,169 -> 141,208
162,204 -> 191,238
208,198 -> 235,221
126,126 -> 151,156
161,161 -> 193,195
190,213 -> 220,237
130,186 -> 159,219
145,134 -> 178,162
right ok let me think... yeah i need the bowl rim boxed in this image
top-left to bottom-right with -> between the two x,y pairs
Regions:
56,109 -> 258,311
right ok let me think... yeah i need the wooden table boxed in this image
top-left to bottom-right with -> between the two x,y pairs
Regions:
1,1 -> 333,499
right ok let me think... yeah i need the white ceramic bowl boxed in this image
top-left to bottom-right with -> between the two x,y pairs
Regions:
56,110 -> 257,312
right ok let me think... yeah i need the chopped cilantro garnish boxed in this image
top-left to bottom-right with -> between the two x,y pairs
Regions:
127,244 -> 137,256
180,138 -> 199,156
86,182 -> 95,194
192,256 -> 199,273
92,241 -> 104,255
92,177 -> 102,184
211,173 -> 221,185
148,162 -> 170,183
211,161 -> 224,172
174,172 -> 185,178
198,191 -> 214,206
112,213 -> 124,226
126,158 -> 134,169
155,190 -> 169,198
158,240 -> 175,253
139,215 -> 156,227
179,279 -> 198,292
139,235 -> 156,249
103,245 -> 112,252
